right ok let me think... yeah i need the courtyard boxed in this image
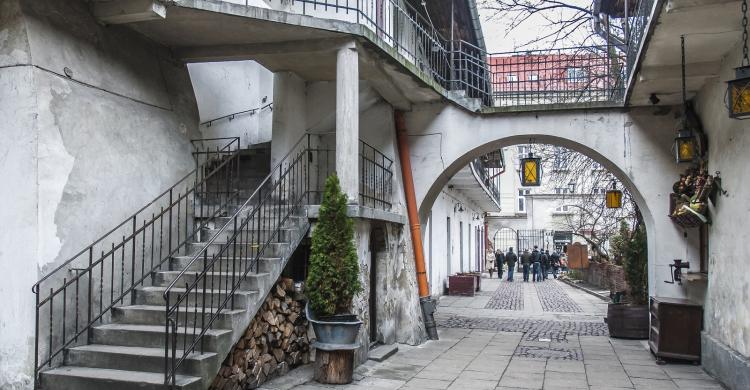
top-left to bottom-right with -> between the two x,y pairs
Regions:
261,278 -> 724,390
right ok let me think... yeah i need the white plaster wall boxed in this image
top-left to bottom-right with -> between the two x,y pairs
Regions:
694,42 -> 750,358
188,61 -> 274,147
406,104 -> 702,301
423,189 -> 486,296
0,1 -> 201,387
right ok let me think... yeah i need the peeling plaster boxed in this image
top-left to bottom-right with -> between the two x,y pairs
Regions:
36,80 -> 74,268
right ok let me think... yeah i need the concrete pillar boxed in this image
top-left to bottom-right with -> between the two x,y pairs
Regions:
336,42 -> 359,203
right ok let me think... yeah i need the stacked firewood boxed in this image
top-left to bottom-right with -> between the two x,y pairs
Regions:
209,278 -> 310,390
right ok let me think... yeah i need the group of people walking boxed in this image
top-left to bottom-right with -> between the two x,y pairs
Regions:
489,246 -> 566,282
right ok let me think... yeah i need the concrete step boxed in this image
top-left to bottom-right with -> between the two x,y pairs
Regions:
198,225 -> 300,244
258,257 -> 284,275
65,344 -> 216,377
40,366 -> 201,390
185,241 -> 290,258
91,323 -> 232,352
135,285 -> 259,310
169,255 -> 279,273
153,270 -> 272,294
111,304 -> 244,329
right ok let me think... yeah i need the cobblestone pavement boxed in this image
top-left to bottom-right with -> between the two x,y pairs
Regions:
436,314 -> 609,341
484,280 -> 524,310
534,280 -> 582,313
269,277 -> 725,389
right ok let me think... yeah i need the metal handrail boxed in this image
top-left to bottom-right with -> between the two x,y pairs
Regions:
162,132 -> 312,295
163,131 -> 320,385
163,132 -> 395,385
31,137 -> 242,388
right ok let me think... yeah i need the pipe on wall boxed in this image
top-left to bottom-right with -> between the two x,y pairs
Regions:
394,110 -> 439,340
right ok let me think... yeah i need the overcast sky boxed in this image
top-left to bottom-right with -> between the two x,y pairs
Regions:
477,0 -> 595,52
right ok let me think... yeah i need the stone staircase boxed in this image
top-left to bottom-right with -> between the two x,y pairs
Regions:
39,145 -> 311,390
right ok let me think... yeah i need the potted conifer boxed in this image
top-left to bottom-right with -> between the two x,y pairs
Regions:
305,174 -> 362,383
606,224 -> 649,339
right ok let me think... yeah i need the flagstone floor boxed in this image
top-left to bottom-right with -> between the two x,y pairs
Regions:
261,278 -> 725,390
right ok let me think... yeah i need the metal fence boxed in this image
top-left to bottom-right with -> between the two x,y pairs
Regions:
624,0 -> 657,82
487,46 -> 627,107
471,156 -> 502,205
263,0 -> 656,109
360,140 -> 394,210
304,134 -> 394,210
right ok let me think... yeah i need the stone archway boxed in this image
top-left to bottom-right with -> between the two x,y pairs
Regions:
403,103 -> 701,300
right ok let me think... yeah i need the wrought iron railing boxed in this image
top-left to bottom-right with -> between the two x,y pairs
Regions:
471,156 -> 502,205
31,137 -> 242,387
359,140 -> 394,210
163,132 -> 314,386
275,0 -> 452,90
163,132 -> 394,385
487,45 -> 627,107
624,0 -> 658,83
261,0 -> 654,108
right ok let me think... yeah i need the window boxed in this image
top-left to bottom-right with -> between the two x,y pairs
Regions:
553,152 -> 569,171
554,182 -> 576,195
507,74 -> 518,82
555,204 -> 572,212
518,189 -> 531,213
592,187 -> 606,195
516,146 -> 530,168
528,73 -> 539,81
567,67 -> 586,81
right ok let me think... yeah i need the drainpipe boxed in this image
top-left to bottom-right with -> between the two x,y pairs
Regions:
394,110 -> 439,340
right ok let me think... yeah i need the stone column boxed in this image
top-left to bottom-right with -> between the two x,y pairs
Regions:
336,42 -> 359,204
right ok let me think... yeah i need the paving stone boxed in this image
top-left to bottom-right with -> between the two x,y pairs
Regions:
671,378 -> 725,389
498,372 -> 544,389
545,360 -> 585,373
622,364 -> 669,380
402,377 -> 452,389
448,378 -> 499,390
368,362 -> 422,381
543,371 -> 588,387
630,378 -> 678,389
414,368 -> 461,381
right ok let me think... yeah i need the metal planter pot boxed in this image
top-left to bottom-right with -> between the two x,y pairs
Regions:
306,304 -> 362,347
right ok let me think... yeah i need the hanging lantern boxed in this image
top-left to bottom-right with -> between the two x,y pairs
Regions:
674,129 -> 697,163
727,66 -> 750,119
605,183 -> 622,209
727,0 -> 750,118
519,152 -> 542,186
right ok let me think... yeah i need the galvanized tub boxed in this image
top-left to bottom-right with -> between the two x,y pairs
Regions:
306,304 -> 362,346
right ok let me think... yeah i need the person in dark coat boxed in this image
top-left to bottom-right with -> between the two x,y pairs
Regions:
541,250 -> 551,280
495,250 -> 505,279
551,250 -> 561,279
531,246 -> 542,282
505,247 -> 518,282
520,249 -> 532,282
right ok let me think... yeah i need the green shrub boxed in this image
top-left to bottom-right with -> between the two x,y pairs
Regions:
305,174 -> 362,317
623,226 -> 648,305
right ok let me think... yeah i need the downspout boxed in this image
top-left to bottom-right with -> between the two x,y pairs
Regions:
394,110 -> 439,340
